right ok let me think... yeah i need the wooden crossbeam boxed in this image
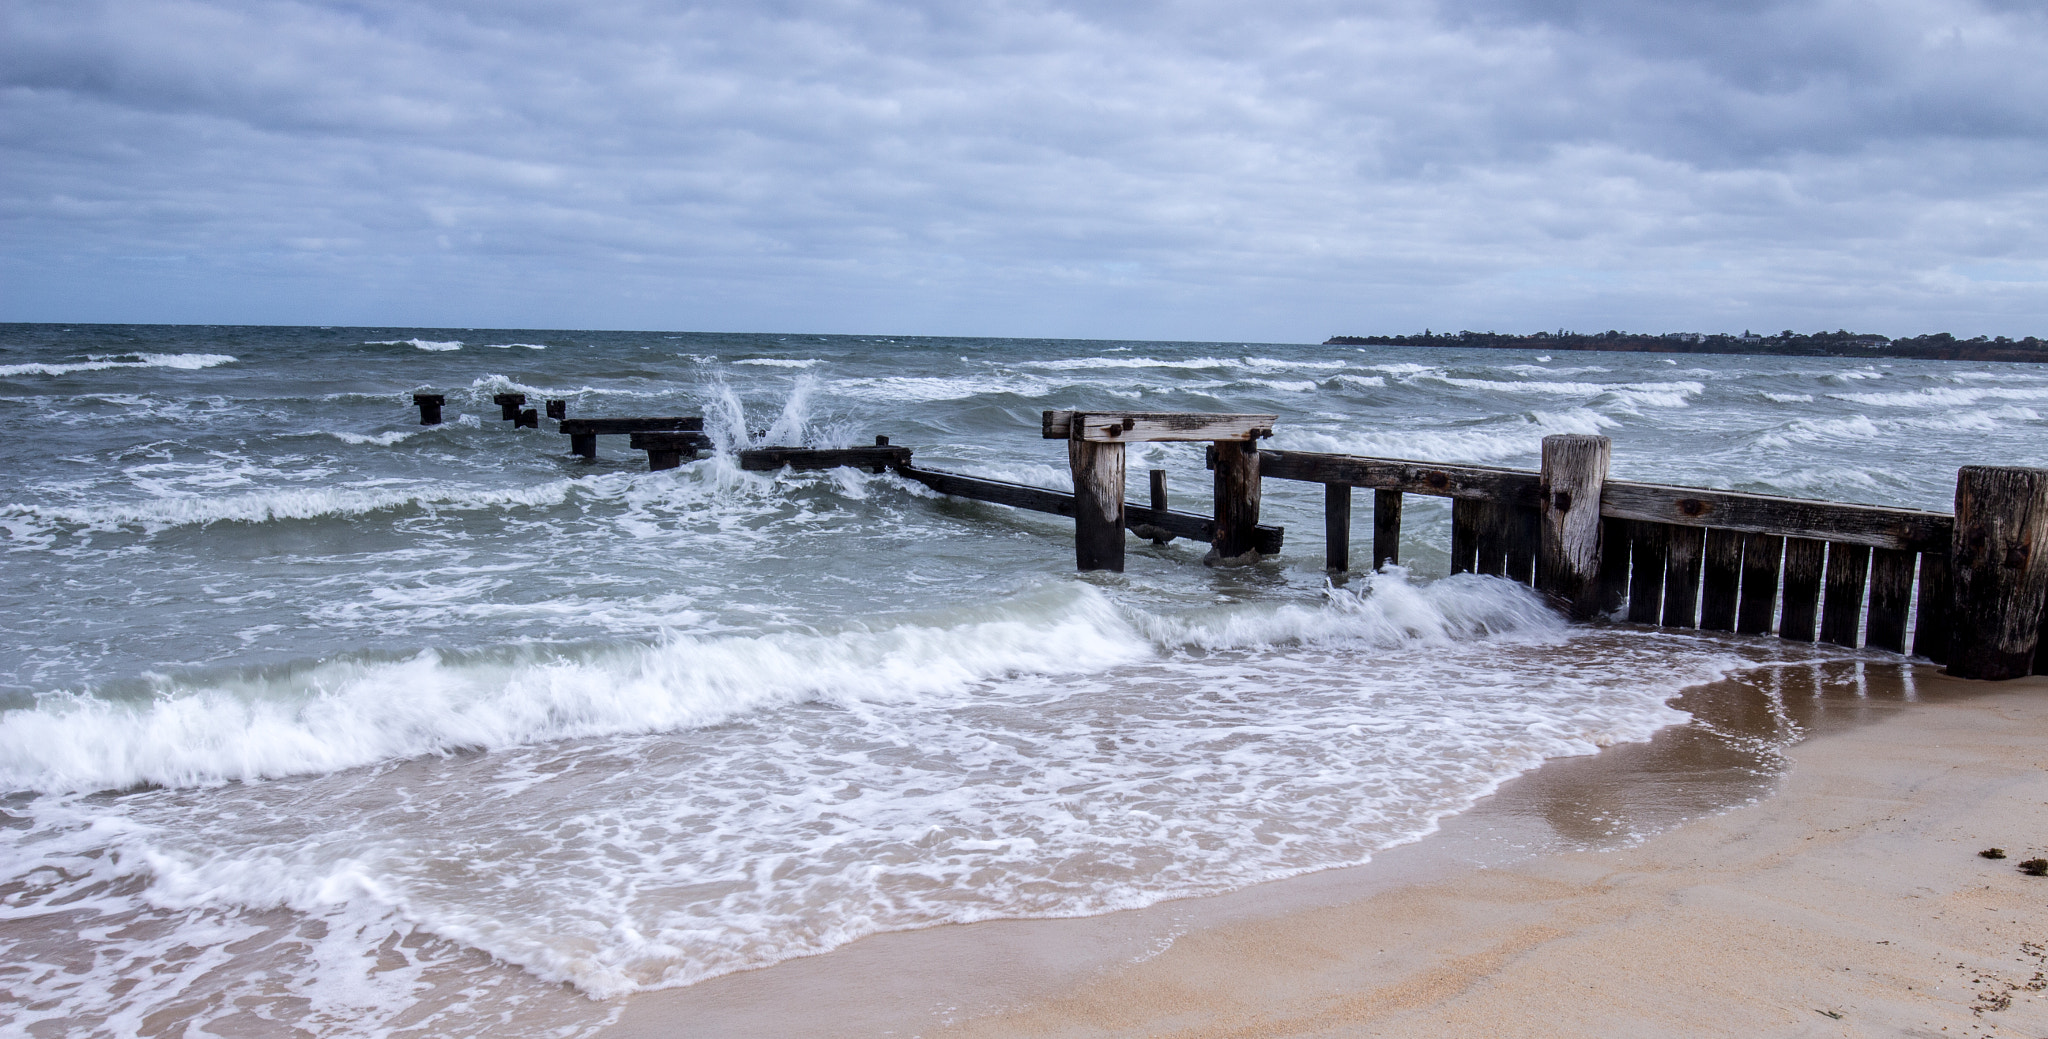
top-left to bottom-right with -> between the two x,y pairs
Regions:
559,417 -> 705,435
1042,410 -> 1276,443
897,466 -> 1284,555
739,446 -> 912,472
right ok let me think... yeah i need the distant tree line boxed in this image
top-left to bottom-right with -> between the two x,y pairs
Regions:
1324,329 -> 2048,363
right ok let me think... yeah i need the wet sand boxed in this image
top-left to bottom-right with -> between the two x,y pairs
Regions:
606,659 -> 2048,1038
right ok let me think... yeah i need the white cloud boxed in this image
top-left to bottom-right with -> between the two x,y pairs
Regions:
1,0 -> 2044,340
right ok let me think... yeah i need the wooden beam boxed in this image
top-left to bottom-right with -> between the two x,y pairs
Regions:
1820,542 -> 1870,648
1044,410 -> 1276,443
1914,549 -> 1952,664
559,417 -> 705,435
738,445 -> 911,472
1257,450 -> 1542,507
1627,522 -> 1668,624
1325,483 -> 1351,572
1209,439 -> 1264,565
894,466 -> 1283,554
1865,548 -> 1916,653
1372,489 -> 1402,570
1699,529 -> 1744,632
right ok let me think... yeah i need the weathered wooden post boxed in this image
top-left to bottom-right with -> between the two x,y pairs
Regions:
1145,470 -> 1171,545
1372,490 -> 1402,570
412,393 -> 444,425
1045,410 -> 1276,572
545,399 -> 566,420
1325,483 -> 1351,572
515,408 -> 538,429
1068,423 -> 1127,573
1947,466 -> 2048,680
493,393 -> 526,421
1537,434 -> 1611,619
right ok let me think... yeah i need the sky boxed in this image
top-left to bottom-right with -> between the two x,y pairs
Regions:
3,0 -> 2044,341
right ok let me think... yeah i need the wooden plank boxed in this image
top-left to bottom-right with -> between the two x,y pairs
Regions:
1070,440 -> 1126,572
1948,466 -> 2048,679
1914,549 -> 1952,664
1820,542 -> 1870,648
1538,435 -> 1612,618
1699,529 -> 1744,632
559,417 -> 705,435
1778,537 -> 1826,643
1475,501 -> 1508,577
1506,505 -> 1538,585
1736,534 -> 1784,635
893,467 -> 1284,555
1450,498 -> 1479,575
1209,439 -> 1264,564
1325,483 -> 1351,572
1627,522 -> 1668,624
1865,548 -> 1916,653
1257,450 -> 1542,507
1372,489 -> 1402,570
1044,410 -> 1277,443
1662,525 -> 1704,628
1599,480 -> 1950,553
1597,517 -> 1632,615
738,446 -> 911,472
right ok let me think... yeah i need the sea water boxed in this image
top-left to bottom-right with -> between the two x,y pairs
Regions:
2,325 -> 2043,1036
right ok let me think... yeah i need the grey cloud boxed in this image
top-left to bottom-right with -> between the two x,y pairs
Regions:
1,0 -> 2045,339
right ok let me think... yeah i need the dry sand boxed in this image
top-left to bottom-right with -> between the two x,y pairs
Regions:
609,663 -> 2048,1038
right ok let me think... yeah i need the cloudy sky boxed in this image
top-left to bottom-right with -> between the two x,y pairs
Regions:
3,0 -> 2043,341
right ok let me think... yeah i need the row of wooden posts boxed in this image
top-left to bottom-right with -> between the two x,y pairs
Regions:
407,395 -> 2048,683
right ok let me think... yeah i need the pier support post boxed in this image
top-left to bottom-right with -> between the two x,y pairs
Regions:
516,408 -> 538,429
1068,438 -> 1127,572
494,393 -> 527,421
1538,434 -> 1611,619
1372,490 -> 1402,570
1145,469 -> 1171,544
571,433 -> 597,460
412,393 -> 444,425
546,399 -> 566,420
1947,466 -> 2048,679
1324,483 -> 1351,572
1208,439 -> 1263,566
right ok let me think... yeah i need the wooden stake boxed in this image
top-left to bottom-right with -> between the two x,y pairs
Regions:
1662,525 -> 1704,628
1372,489 -> 1402,570
1699,529 -> 1743,632
1864,548 -> 1916,652
1736,534 -> 1784,635
1507,506 -> 1538,585
1069,438 -> 1127,572
1325,483 -> 1351,572
1820,542 -> 1870,647
1914,549 -> 1952,663
1947,466 -> 2048,679
1627,522 -> 1669,623
1207,440 -> 1262,566
1778,537 -> 1826,642
1476,501 -> 1509,577
1450,499 -> 1479,575
1537,434 -> 1611,619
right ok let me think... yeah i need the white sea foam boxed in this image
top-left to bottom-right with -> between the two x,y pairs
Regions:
1423,375 -> 1704,409
366,339 -> 463,351
1278,409 -> 1616,463
0,353 -> 237,377
733,358 -> 821,368
484,343 -> 548,350
2,477 -> 588,535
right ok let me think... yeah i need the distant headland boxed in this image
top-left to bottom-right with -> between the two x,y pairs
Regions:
1325,329 -> 2048,363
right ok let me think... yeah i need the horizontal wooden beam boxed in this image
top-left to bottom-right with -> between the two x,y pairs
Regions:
898,465 -> 1284,555
1043,410 -> 1276,443
739,445 -> 913,472
1599,480 -> 1952,552
628,432 -> 713,450
1253,449 -> 1543,506
559,417 -> 705,435
1255,448 -> 1952,552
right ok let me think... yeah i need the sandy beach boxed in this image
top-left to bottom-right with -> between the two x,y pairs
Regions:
609,661 -> 2048,1038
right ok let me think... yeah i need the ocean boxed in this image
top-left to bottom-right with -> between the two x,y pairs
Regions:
3,324 -> 2042,1037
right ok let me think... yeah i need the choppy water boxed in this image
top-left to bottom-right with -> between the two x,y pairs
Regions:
3,324 -> 2043,1037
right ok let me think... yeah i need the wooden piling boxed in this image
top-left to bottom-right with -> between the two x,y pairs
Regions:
1325,483 -> 1351,572
1947,466 -> 2048,679
1778,537 -> 1826,642
1506,506 -> 1538,585
1864,548 -> 1916,653
1914,549 -> 1952,663
1819,543 -> 1870,648
493,393 -> 526,421
1209,439 -> 1263,566
1372,489 -> 1402,570
515,408 -> 538,429
1699,529 -> 1744,632
1069,438 -> 1127,572
1736,534 -> 1784,635
1147,470 -> 1171,544
1450,499 -> 1479,575
1662,525 -> 1704,628
1537,434 -> 1611,619
570,433 -> 597,460
1597,518 -> 1632,614
1626,522 -> 1668,623
412,393 -> 444,425
546,399 -> 566,420
1476,501 -> 1509,577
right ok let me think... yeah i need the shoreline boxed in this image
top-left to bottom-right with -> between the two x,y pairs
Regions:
605,657 -> 2048,1037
